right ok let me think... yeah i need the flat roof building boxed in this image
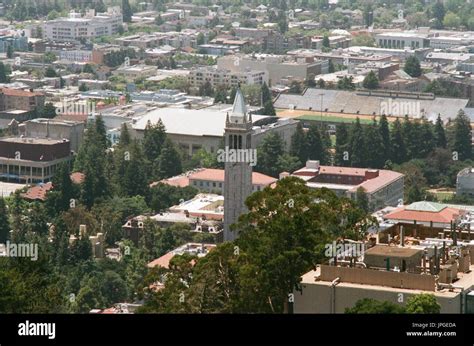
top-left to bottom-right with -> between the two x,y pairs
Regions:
0,137 -> 72,183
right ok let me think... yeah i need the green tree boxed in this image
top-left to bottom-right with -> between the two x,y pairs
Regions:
434,114 -> 446,148
442,11 -> 460,28
6,45 -> 13,59
355,187 -> 369,213
122,0 -> 133,22
42,102 -> 57,119
290,122 -> 308,164
289,80 -> 302,94
199,81 -> 213,97
256,132 -> 285,177
261,82 -> 272,104
0,198 -> 10,242
390,118 -> 406,164
322,35 -> 330,48
362,70 -> 379,89
450,109 -> 472,161
79,83 -> 88,92
349,118 -> 367,167
119,123 -> 131,147
365,118 -> 385,168
262,100 -> 276,116
157,139 -> 182,179
0,62 -> 9,83
306,124 -> 328,164
121,140 -> 149,197
404,56 -> 422,78
379,114 -> 391,164
345,298 -> 405,314
328,60 -> 335,73
406,294 -> 441,314
335,123 -> 350,166
45,66 -> 57,77
143,119 -> 167,165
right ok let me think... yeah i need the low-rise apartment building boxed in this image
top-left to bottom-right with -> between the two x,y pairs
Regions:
43,7 -> 123,43
188,67 -> 267,89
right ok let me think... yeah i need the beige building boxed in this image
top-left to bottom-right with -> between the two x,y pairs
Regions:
113,64 -> 158,80
217,54 -> 325,85
21,118 -> 85,153
294,244 -> 474,314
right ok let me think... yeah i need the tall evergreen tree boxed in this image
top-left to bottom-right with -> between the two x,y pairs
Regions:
335,123 -> 350,166
365,118 -> 385,168
450,109 -> 472,161
402,115 -> 416,160
390,118 -> 406,164
122,140 -> 149,197
404,56 -> 422,78
261,82 -> 271,104
349,118 -> 367,167
378,114 -> 391,164
122,0 -> 133,22
419,116 -> 435,158
0,198 -> 10,242
157,139 -> 183,179
143,120 -> 167,162
362,70 -> 379,89
0,62 -> 8,83
289,122 -> 308,164
256,132 -> 285,177
434,114 -> 446,149
306,124 -> 328,164
119,123 -> 131,147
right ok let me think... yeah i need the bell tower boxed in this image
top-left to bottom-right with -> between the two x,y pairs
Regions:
223,88 -> 253,241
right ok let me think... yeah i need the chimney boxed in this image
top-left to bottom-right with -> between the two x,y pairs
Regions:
365,169 -> 379,180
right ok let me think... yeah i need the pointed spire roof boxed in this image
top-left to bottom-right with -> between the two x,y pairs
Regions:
232,87 -> 247,117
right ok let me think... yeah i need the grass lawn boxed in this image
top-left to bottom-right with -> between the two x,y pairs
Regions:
296,114 -> 373,125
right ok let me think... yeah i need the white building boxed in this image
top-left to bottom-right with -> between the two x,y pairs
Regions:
59,49 -> 92,62
188,67 -> 267,89
457,167 -> 474,197
43,8 -> 123,42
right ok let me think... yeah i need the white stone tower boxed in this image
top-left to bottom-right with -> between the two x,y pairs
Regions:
223,88 -> 253,241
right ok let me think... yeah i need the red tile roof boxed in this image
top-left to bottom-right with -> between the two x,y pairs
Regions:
155,168 -> 277,188
293,165 -> 404,194
0,87 -> 44,97
22,172 -> 85,201
384,206 -> 462,224
147,252 -> 175,269
70,172 -> 85,184
21,182 -> 53,201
